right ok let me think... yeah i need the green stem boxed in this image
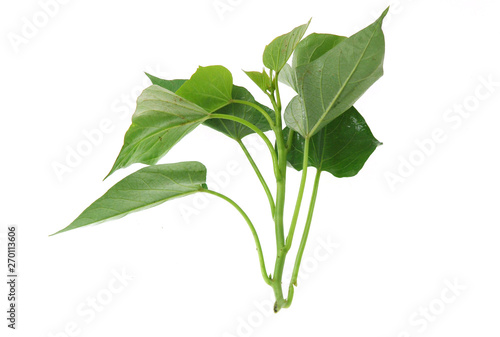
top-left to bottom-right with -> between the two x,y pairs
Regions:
231,99 -> 276,130
268,70 -> 290,312
286,128 -> 295,151
284,137 -> 310,252
237,139 -> 275,215
271,128 -> 288,312
209,114 -> 280,178
284,169 -> 322,308
273,74 -> 282,113
203,189 -> 272,286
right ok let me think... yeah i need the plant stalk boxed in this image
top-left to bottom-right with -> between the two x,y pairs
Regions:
203,189 -> 272,286
237,139 -> 275,215
284,169 -> 322,307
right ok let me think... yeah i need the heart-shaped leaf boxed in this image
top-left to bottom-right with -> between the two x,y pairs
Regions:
263,20 -> 311,72
285,106 -> 381,177
204,86 -> 275,140
286,8 -> 388,138
145,73 -> 274,141
176,65 -> 233,112
53,162 -> 207,235
106,85 -> 209,178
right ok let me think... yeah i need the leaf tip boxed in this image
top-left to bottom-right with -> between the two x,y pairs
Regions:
379,6 -> 390,21
48,228 -> 65,237
144,72 -> 154,82
103,169 -> 114,181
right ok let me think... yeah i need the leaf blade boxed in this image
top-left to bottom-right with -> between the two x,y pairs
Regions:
286,106 -> 381,177
263,20 -> 311,72
292,33 -> 347,68
278,63 -> 298,92
203,86 -> 275,140
106,85 -> 209,178
145,73 -> 187,92
244,70 -> 271,93
176,65 -> 233,112
287,8 -> 388,137
53,162 -> 207,235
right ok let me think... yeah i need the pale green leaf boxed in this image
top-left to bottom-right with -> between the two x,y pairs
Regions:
106,85 -> 209,178
287,8 -> 388,137
52,162 -> 207,235
244,70 -> 271,93
292,33 -> 346,68
176,65 -> 233,112
263,20 -> 311,72
278,64 -> 298,92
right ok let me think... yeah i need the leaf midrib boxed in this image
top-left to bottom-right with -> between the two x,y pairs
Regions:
308,24 -> 379,136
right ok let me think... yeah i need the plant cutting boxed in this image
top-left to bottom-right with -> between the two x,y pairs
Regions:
53,7 -> 389,312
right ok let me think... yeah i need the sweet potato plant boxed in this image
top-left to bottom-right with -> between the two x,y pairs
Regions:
53,8 -> 389,312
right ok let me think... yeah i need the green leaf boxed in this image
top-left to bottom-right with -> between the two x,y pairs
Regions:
244,70 -> 271,93
287,8 -> 388,137
283,95 -> 306,135
292,33 -> 346,68
279,34 -> 346,93
203,86 -> 275,140
176,65 -> 233,112
263,20 -> 311,72
145,73 -> 186,92
106,85 -> 209,178
278,64 -> 298,92
285,106 -> 381,178
52,162 -> 207,235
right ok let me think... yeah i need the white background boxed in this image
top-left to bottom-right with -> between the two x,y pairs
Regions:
1,0 -> 499,336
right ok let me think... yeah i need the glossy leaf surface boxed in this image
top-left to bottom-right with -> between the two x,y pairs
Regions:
53,162 -> 207,235
286,9 -> 388,137
286,106 -> 381,177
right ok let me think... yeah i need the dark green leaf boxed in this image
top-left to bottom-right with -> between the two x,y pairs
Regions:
52,162 -> 207,235
176,65 -> 233,112
263,20 -> 311,72
204,86 -> 275,140
145,73 -> 187,92
287,8 -> 388,137
285,106 -> 381,177
106,85 -> 209,178
244,70 -> 271,93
